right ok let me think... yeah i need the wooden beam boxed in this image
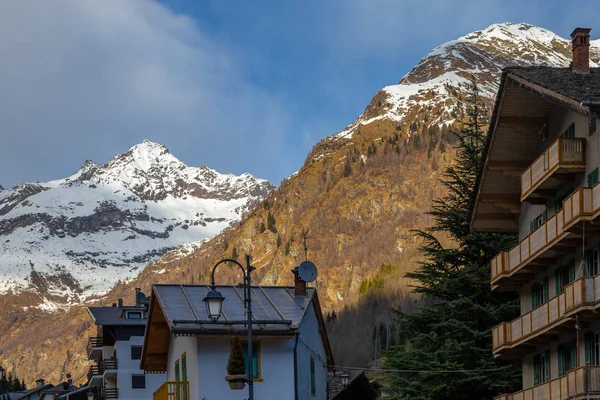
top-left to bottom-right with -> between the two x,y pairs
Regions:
498,116 -> 548,133
487,161 -> 532,171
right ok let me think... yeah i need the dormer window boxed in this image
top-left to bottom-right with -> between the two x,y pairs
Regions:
126,311 -> 142,319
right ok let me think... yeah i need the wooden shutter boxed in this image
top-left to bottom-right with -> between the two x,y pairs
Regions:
310,357 -> 316,396
555,268 -> 563,295
544,351 -> 551,382
585,333 -> 593,365
530,220 -> 535,234
543,279 -> 549,303
558,344 -> 565,376
242,342 -> 260,380
534,355 -> 540,385
570,340 -> 578,370
590,116 -> 597,136
568,262 -> 576,283
542,209 -> 548,224
568,122 -> 575,138
532,284 -> 538,309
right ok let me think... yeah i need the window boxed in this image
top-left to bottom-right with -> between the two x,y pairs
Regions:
563,122 -> 575,138
181,353 -> 187,381
126,311 -> 142,319
585,247 -> 600,276
531,278 -> 549,309
590,115 -> 597,136
533,351 -> 551,385
131,375 -> 146,389
585,331 -> 600,366
130,346 -> 142,360
558,340 -> 577,376
310,357 -> 316,397
242,342 -> 261,380
175,359 -> 181,400
588,168 -> 599,187
555,262 -> 575,295
530,210 -> 548,233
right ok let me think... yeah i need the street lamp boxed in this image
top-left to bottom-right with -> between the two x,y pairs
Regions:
86,388 -> 94,400
326,370 -> 351,400
202,255 -> 255,400
340,370 -> 350,387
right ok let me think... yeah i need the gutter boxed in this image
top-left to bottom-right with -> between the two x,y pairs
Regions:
294,333 -> 299,400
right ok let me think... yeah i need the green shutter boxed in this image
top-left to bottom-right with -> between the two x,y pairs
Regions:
568,122 -> 575,138
585,252 -> 591,277
570,340 -> 578,370
310,358 -> 316,396
242,343 -> 259,380
543,278 -> 549,303
590,116 -> 597,136
530,220 -> 535,233
181,354 -> 187,381
589,168 -> 599,187
568,262 -> 576,283
532,284 -> 538,309
543,209 -> 548,223
544,350 -> 551,382
556,268 -> 563,295
586,333 -> 593,365
534,355 -> 540,385
558,345 -> 565,377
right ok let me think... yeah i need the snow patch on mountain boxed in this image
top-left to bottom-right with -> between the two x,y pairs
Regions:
0,140 -> 273,306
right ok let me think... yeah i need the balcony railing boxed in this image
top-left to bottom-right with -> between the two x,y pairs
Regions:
103,388 -> 119,399
87,336 -> 103,359
521,137 -> 586,201
86,359 -> 119,382
492,278 -> 594,354
153,382 -> 189,400
495,366 -> 600,400
491,185 -> 600,287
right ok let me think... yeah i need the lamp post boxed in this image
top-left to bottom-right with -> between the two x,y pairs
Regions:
326,370 -> 350,400
202,255 -> 255,400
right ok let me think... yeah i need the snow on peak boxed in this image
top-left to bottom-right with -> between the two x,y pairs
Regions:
461,22 -> 562,44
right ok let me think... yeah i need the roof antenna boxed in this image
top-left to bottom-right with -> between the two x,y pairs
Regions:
302,229 -> 310,261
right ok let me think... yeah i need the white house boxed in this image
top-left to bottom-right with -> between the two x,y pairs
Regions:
141,279 -> 334,400
87,289 -> 166,400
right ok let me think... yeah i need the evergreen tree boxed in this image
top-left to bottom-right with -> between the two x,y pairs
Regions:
267,212 -> 277,233
384,79 -> 521,399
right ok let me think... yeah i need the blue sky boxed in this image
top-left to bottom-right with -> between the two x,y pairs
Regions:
1,0 -> 600,188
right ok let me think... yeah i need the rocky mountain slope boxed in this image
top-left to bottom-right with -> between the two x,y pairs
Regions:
2,22 -> 599,384
0,140 -> 273,310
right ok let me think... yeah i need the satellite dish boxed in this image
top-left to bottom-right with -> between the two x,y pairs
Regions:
298,260 -> 318,282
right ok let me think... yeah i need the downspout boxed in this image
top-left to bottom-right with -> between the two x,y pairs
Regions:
294,333 -> 299,400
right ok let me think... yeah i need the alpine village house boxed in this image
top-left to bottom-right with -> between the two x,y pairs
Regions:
471,28 -> 600,399
86,289 -> 166,400
140,272 -> 334,400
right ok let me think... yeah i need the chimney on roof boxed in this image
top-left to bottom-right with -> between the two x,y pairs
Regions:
135,288 -> 141,306
571,27 -> 591,73
117,298 -> 123,308
35,379 -> 45,388
292,267 -> 307,297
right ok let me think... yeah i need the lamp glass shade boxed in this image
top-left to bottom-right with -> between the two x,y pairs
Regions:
87,390 -> 94,400
340,371 -> 349,387
203,288 -> 225,322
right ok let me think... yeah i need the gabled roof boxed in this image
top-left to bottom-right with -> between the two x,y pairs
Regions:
87,306 -> 147,326
15,384 -> 54,400
141,284 -> 334,372
470,66 -> 600,232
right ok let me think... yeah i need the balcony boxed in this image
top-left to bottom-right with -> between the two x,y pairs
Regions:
495,366 -> 600,400
153,382 -> 189,400
521,137 -> 586,202
491,186 -> 600,291
87,336 -> 103,360
86,359 -> 119,384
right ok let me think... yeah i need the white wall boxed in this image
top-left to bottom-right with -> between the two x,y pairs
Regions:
193,335 -> 296,400
297,303 -> 328,400
116,336 -> 165,400
167,335 -> 198,400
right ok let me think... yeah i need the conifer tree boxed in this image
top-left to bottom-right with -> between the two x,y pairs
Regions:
383,79 -> 521,399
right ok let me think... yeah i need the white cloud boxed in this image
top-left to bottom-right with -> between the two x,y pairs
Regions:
0,0 -> 290,187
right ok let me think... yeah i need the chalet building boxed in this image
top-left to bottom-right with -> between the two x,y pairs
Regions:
140,280 -> 334,400
86,289 -> 165,400
470,27 -> 600,399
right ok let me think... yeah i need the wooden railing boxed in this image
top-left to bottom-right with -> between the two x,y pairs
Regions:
492,278 -> 594,352
491,184 -> 600,284
86,359 -> 119,381
103,388 -> 119,399
153,381 -> 189,400
521,137 -> 585,200
87,336 -> 103,359
495,366 -> 600,400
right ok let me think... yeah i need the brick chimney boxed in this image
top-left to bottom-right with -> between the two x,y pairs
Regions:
35,379 -> 45,388
292,267 -> 306,297
571,27 -> 591,73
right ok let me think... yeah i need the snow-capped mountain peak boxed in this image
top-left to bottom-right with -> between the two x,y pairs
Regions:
0,141 -> 274,309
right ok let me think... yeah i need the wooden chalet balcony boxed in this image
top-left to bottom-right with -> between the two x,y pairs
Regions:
491,186 -> 600,290
87,359 -> 119,382
521,137 -> 586,202
495,366 -> 600,400
103,388 -> 119,399
86,336 -> 103,360
492,278 -> 592,357
153,382 -> 189,400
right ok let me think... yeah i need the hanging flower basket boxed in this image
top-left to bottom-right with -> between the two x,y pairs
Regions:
225,374 -> 248,390
225,334 -> 247,390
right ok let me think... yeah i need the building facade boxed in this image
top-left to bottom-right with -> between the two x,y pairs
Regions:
86,289 -> 165,400
141,279 -> 334,400
471,28 -> 600,399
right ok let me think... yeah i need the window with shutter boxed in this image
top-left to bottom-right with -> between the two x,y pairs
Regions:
558,345 -> 565,376
242,342 -> 261,380
310,357 -> 316,397
589,168 -> 599,187
586,333 -> 593,365
590,116 -> 597,136
555,269 -> 563,295
534,355 -> 540,385
544,350 -> 551,382
569,340 -> 578,371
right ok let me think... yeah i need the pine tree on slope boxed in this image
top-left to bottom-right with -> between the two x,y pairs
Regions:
383,79 -> 521,399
